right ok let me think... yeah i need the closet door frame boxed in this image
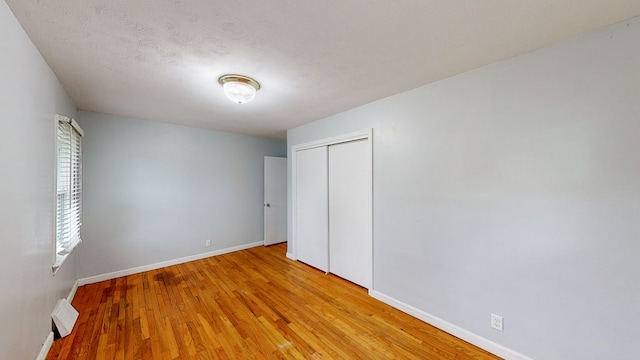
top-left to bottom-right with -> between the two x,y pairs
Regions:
291,129 -> 373,287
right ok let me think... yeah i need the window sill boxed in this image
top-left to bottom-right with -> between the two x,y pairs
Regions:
52,253 -> 70,274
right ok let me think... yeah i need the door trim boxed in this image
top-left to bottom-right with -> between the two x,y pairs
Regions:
292,129 -> 372,152
291,128 -> 373,288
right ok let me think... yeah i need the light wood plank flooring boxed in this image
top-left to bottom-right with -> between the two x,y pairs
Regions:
47,243 -> 501,359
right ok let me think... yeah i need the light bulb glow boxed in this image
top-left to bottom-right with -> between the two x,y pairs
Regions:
223,81 -> 256,104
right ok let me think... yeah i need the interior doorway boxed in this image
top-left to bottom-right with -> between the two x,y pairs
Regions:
264,156 -> 287,246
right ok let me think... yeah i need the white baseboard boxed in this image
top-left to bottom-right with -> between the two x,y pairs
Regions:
286,252 -> 296,260
39,279 -> 79,360
78,241 -> 263,286
67,279 -> 79,303
35,332 -> 54,360
368,290 -> 533,360
263,239 -> 287,246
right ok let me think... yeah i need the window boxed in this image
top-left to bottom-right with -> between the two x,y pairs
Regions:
54,115 -> 83,271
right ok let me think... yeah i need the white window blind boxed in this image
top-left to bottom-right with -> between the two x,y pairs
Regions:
54,116 -> 83,270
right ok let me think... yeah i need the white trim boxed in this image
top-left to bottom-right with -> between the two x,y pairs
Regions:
291,145 -> 299,261
286,252 -> 297,260
55,114 -> 84,136
264,240 -> 286,246
368,290 -> 534,360
52,253 -> 70,274
291,129 -> 371,152
77,242 -> 263,286
35,332 -> 54,360
67,280 -> 79,303
70,119 -> 84,137
51,116 -> 60,272
55,114 -> 71,123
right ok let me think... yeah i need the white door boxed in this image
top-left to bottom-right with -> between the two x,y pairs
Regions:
328,139 -> 372,288
295,147 -> 329,272
264,156 -> 287,246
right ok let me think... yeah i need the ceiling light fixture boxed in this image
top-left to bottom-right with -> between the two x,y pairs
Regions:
218,74 -> 260,104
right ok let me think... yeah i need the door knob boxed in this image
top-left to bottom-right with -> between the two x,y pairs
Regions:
265,203 -> 271,207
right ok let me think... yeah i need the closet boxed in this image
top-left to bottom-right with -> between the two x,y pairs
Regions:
293,131 -> 372,289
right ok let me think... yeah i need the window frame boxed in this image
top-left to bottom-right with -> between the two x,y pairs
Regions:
53,114 -> 84,272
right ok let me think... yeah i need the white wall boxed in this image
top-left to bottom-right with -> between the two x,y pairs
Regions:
0,1 -> 78,358
288,17 -> 640,360
76,111 -> 286,278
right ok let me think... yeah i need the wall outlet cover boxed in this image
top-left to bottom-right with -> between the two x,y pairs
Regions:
491,313 -> 503,332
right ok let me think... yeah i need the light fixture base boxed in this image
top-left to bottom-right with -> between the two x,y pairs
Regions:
218,75 -> 260,90
218,74 -> 260,104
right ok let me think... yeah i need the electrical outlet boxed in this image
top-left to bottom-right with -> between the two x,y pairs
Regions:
491,313 -> 503,332
205,240 -> 211,247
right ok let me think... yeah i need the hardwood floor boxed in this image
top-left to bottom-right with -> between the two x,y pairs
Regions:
47,243 -> 501,360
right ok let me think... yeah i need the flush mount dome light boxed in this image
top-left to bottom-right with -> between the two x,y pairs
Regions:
218,74 -> 260,104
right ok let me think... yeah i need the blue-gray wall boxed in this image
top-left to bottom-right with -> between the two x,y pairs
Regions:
0,1 -> 78,358
76,111 -> 286,278
288,17 -> 640,360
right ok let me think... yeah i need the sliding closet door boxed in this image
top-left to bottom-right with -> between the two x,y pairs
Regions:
295,146 -> 329,272
328,139 -> 372,289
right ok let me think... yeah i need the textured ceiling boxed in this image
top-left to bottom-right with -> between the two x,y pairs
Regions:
6,1 -> 640,139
